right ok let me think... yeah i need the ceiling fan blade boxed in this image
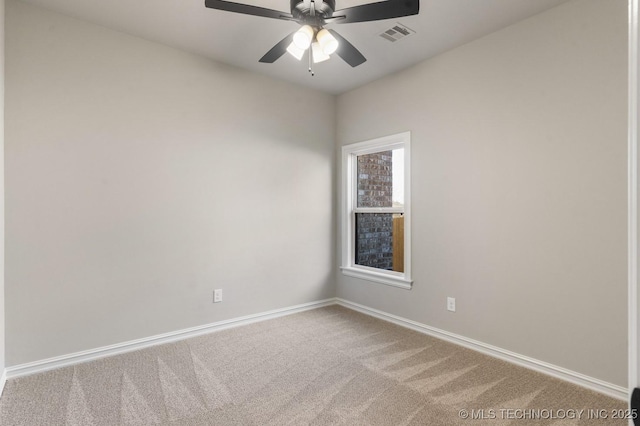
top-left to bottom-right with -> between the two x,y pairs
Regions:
205,0 -> 294,20
333,0 -> 419,24
259,32 -> 295,63
328,30 -> 366,67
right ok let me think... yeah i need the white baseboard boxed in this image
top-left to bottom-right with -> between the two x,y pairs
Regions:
335,298 -> 628,401
4,297 -> 629,403
0,369 -> 6,397
5,298 -> 337,380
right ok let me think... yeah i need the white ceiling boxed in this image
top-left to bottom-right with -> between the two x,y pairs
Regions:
17,0 -> 571,94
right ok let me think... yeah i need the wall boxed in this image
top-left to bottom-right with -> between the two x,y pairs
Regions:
0,0 -> 5,386
5,0 -> 335,366
336,0 -> 628,387
634,0 -> 640,394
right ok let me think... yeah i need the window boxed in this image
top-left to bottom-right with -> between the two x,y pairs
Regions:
341,132 -> 412,289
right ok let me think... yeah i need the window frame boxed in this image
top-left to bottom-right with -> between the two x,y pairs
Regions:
340,131 -> 412,289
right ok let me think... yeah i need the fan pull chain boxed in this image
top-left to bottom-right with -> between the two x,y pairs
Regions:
308,47 -> 314,76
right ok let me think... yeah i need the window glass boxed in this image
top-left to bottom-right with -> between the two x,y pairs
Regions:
355,149 -> 404,272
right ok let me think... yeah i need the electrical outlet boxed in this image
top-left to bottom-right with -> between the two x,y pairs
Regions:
213,289 -> 223,303
447,297 -> 456,312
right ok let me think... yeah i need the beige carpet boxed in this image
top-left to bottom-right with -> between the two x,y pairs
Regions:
0,305 -> 627,425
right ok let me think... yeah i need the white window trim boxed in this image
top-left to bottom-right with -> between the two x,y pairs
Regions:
340,131 -> 412,289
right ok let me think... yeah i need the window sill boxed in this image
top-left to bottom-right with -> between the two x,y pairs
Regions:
340,266 -> 413,290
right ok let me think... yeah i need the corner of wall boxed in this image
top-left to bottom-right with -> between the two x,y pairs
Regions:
0,0 -> 6,396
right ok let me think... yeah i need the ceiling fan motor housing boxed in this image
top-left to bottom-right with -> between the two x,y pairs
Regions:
291,0 -> 336,24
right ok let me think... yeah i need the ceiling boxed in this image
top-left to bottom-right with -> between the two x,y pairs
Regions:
17,0 -> 571,94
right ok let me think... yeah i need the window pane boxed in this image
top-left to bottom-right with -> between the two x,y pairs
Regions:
357,149 -> 404,208
355,213 -> 404,272
392,148 -> 404,207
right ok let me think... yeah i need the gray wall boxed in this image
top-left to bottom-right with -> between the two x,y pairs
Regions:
0,0 -> 5,380
336,0 -> 628,387
5,0 -> 335,366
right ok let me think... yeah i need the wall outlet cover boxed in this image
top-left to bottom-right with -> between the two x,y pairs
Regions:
447,297 -> 456,312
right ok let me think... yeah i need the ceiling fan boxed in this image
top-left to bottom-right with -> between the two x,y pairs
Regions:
204,0 -> 420,72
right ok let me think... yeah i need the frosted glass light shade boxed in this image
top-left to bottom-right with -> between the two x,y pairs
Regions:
293,25 -> 313,50
286,42 -> 305,60
312,42 -> 330,63
316,29 -> 338,55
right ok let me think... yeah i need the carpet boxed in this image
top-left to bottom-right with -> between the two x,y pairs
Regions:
0,305 -> 628,425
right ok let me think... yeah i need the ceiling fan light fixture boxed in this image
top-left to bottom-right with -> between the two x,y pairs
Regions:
311,42 -> 330,63
286,42 -> 305,60
293,25 -> 314,50
316,28 -> 338,55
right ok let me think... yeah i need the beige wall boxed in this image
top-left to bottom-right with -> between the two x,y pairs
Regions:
5,0 -> 335,365
336,0 -> 628,387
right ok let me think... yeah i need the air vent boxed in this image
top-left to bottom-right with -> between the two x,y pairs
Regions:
379,23 -> 415,42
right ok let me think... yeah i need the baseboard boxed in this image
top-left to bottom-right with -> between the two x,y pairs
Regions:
5,298 -> 337,380
335,298 -> 628,401
0,369 -> 6,397
5,297 -> 629,402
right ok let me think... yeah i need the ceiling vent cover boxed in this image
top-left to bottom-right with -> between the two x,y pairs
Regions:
379,23 -> 415,42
